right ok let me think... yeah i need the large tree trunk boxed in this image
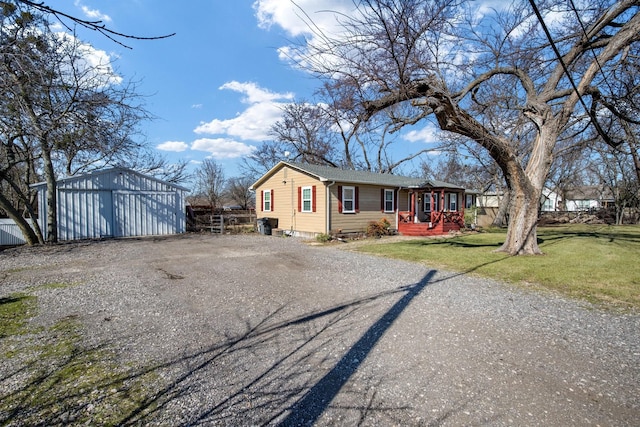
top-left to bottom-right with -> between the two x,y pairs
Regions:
494,125 -> 554,255
492,188 -> 510,227
429,93 -> 550,255
42,148 -> 58,243
498,182 -> 543,255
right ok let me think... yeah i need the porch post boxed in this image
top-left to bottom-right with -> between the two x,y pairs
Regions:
430,191 -> 434,223
410,192 -> 416,223
441,189 -> 445,211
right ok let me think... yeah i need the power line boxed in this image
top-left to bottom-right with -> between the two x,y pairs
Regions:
527,0 -> 618,147
567,0 -> 616,95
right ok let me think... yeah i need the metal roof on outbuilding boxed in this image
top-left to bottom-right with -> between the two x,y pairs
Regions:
31,167 -> 189,192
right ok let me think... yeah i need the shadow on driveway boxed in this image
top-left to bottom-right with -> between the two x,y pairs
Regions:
1,270 -> 440,426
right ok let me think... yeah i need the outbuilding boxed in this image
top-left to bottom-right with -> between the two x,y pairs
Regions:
32,167 -> 188,241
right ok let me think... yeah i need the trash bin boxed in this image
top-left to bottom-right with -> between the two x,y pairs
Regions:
257,218 -> 272,235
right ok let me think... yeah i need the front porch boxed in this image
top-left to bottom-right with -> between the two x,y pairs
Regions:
397,188 -> 465,236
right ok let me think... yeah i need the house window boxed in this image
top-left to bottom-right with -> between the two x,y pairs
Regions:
466,194 -> 475,209
262,189 -> 272,212
424,193 -> 439,212
448,193 -> 457,211
302,186 -> 312,212
342,186 -> 355,213
384,189 -> 394,212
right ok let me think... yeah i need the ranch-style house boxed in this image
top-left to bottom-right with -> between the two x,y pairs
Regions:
251,161 -> 470,237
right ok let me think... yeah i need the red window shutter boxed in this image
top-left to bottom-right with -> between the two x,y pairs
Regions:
297,186 -> 301,212
260,190 -> 264,211
355,186 -> 360,213
271,190 -> 274,211
381,188 -> 385,212
338,185 -> 343,213
312,185 -> 317,212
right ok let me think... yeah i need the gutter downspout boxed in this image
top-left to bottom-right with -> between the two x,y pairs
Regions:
326,181 -> 336,235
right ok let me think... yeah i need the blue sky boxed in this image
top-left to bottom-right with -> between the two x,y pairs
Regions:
58,0 -> 512,188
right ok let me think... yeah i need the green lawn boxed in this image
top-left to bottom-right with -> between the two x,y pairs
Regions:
353,224 -> 640,310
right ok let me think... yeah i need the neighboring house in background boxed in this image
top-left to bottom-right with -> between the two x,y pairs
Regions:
475,186 -> 616,228
480,188 -> 561,213
32,167 -> 188,241
541,186 -> 616,212
475,191 -> 503,227
541,188 -> 562,212
250,161 -> 467,237
563,186 -> 615,211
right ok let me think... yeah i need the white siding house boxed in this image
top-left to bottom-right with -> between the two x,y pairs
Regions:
32,168 -> 188,241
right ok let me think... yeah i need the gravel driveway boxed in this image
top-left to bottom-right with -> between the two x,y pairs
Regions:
1,234 -> 638,426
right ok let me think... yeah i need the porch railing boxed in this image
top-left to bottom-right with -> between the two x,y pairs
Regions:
431,211 -> 464,227
398,210 -> 464,229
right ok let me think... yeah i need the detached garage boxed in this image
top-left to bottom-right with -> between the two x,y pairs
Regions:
33,167 -> 188,241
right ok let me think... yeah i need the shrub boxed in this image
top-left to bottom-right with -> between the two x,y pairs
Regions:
366,218 -> 391,237
464,205 -> 478,229
316,233 -> 331,243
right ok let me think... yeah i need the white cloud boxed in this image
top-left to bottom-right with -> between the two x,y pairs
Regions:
403,124 -> 440,144
194,102 -> 285,141
253,0 -> 358,70
75,1 -> 112,22
254,0 -> 349,37
191,138 -> 256,159
475,0 -> 512,19
194,81 -> 293,141
157,141 -> 189,152
220,81 -> 293,104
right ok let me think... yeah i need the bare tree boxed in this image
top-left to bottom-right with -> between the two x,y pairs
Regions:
588,142 -> 639,224
419,150 -> 492,191
225,176 -> 255,210
545,138 -> 592,211
265,80 -> 435,174
194,159 -> 226,212
14,0 -> 174,48
270,101 -> 339,166
292,0 -> 640,254
239,140 -> 288,181
1,3 -> 159,243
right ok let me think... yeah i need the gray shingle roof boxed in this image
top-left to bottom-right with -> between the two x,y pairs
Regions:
276,162 -> 463,189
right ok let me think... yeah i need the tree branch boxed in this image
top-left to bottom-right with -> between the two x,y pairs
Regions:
16,0 -> 176,49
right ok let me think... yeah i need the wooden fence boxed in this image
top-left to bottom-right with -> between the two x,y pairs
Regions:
188,210 -> 256,234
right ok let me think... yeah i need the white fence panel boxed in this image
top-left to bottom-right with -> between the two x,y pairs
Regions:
0,219 -> 38,246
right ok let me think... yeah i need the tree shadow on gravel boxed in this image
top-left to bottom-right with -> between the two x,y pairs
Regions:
1,270 -> 457,426
276,269 -> 436,426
